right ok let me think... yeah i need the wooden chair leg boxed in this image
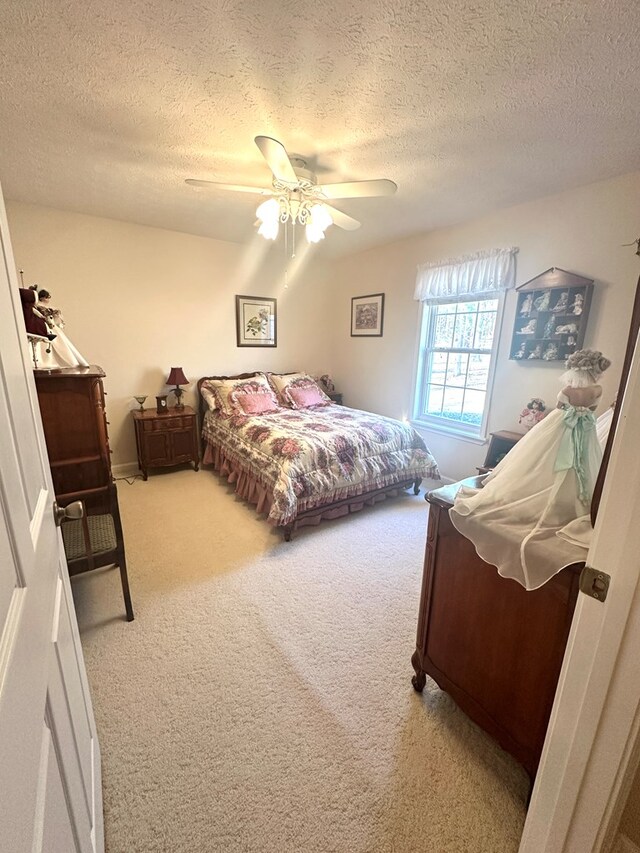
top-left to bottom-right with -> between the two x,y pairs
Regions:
116,552 -> 134,622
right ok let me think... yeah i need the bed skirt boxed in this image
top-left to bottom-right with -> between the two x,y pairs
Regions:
203,440 -> 421,538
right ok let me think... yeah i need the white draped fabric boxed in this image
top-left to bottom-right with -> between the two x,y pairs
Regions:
414,247 -> 518,304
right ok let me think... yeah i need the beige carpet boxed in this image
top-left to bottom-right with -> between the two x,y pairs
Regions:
73,468 -> 529,853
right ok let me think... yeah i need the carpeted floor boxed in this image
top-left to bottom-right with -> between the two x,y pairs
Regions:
72,468 -> 528,853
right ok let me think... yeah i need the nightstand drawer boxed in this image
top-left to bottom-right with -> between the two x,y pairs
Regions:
143,416 -> 189,431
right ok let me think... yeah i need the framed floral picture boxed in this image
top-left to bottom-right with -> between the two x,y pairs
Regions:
236,295 -> 277,347
351,293 -> 385,337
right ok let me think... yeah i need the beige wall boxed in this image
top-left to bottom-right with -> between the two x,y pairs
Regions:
7,202 -> 334,470
9,171 -> 640,480
329,172 -> 640,481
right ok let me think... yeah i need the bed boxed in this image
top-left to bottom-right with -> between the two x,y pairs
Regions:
198,372 -> 440,539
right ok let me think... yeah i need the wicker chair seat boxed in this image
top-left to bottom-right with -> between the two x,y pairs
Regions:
62,514 -> 117,560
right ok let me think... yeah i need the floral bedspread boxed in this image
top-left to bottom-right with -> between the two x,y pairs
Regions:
202,404 -> 439,526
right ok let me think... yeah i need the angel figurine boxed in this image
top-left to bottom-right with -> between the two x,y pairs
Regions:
533,290 -> 551,311
552,291 -> 569,313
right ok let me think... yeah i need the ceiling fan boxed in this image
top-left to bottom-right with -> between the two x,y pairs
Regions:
185,135 -> 397,244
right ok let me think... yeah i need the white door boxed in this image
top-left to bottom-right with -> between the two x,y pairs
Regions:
0,187 -> 103,852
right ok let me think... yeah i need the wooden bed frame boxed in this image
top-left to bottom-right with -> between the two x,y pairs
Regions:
197,373 -> 422,540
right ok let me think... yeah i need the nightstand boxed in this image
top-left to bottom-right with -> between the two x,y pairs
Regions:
132,405 -> 199,480
476,430 -> 522,475
328,392 -> 343,405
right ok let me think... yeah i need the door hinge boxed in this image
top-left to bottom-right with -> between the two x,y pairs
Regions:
579,565 -> 611,603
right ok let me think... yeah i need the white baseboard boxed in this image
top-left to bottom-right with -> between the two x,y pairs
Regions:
614,832 -> 640,853
112,461 -> 140,479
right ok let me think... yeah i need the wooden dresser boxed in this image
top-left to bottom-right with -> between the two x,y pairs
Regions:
34,365 -> 113,503
411,478 -> 582,780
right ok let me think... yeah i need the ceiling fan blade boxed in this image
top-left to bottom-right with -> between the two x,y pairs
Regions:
255,135 -> 298,184
185,179 -> 271,194
318,179 -> 397,200
324,204 -> 361,231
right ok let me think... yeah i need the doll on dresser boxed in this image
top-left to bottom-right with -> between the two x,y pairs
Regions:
449,349 -> 611,590
34,287 -> 89,369
517,397 -> 547,431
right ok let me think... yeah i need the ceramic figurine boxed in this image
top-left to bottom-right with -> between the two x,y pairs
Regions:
543,342 -> 559,360
543,317 -> 556,338
570,292 -> 584,315
555,323 -> 578,335
519,294 -> 533,316
519,318 -> 537,335
552,291 -> 569,313
533,290 -> 551,311
528,344 -> 542,359
513,342 -> 527,359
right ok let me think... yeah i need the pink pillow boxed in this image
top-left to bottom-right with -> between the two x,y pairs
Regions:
287,385 -> 329,408
234,391 -> 280,415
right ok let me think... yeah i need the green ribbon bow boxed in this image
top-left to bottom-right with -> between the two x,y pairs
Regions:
554,406 -> 597,505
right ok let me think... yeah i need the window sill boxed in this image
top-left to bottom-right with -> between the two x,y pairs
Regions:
411,419 -> 488,445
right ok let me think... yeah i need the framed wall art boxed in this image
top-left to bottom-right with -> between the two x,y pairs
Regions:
236,295 -> 277,347
351,293 -> 385,337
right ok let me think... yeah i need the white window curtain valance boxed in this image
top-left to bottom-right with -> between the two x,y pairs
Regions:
414,247 -> 518,304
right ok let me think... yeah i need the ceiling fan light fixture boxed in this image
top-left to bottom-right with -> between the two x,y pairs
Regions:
258,219 -> 279,240
306,203 -> 333,243
310,203 -> 332,231
256,198 -> 280,240
305,223 -> 325,243
189,135 -> 394,246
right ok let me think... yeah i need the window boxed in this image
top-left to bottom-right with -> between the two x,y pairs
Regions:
413,296 -> 503,438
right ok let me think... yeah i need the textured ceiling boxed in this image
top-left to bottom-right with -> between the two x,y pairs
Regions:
1,0 -> 639,256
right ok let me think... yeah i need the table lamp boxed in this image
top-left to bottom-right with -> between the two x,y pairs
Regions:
166,367 -> 189,410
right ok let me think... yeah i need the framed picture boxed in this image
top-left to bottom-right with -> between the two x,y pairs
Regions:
351,293 -> 385,337
236,295 -> 277,347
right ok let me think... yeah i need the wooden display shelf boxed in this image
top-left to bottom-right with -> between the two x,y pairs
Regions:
510,268 -> 593,362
